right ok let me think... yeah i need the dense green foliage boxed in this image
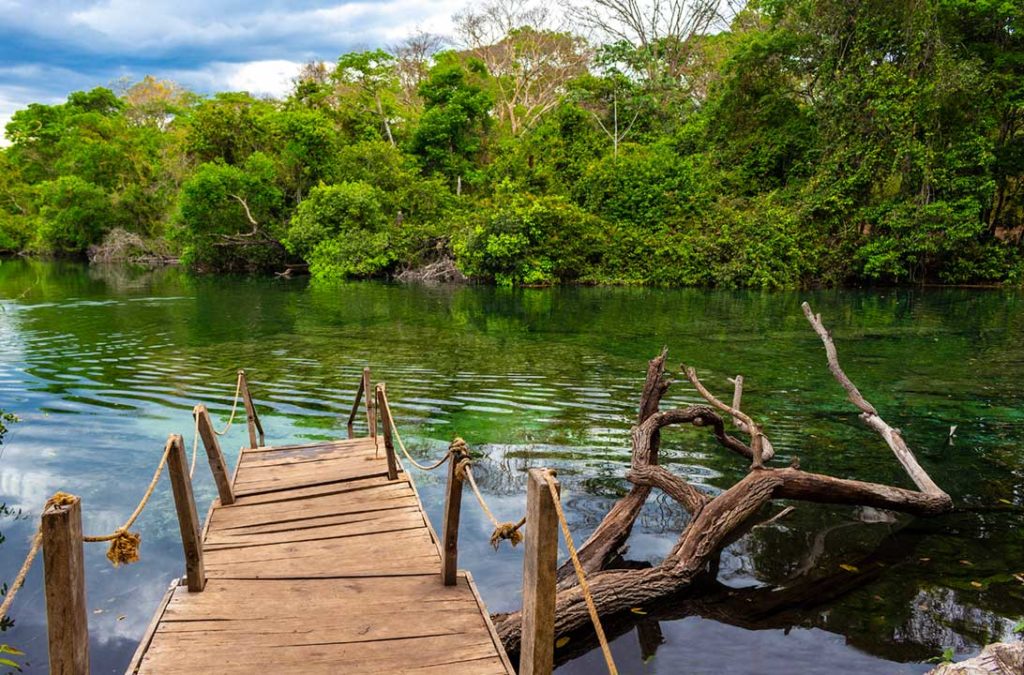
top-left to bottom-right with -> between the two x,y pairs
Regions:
2,0 -> 1023,287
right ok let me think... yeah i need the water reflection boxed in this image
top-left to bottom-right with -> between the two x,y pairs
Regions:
0,259 -> 1021,673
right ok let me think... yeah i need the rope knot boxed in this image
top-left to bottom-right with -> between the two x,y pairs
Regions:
448,437 -> 469,457
489,520 -> 525,550
46,491 -> 79,509
106,530 -> 142,567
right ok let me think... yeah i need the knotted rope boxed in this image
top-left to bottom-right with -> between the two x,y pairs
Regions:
544,469 -> 618,675
81,438 -> 172,566
376,389 -> 526,550
449,440 -> 525,549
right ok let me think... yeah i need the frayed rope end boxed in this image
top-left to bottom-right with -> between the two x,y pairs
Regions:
489,521 -> 524,550
106,530 -> 141,567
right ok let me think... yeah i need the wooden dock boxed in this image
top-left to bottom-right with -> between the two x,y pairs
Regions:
128,434 -> 514,674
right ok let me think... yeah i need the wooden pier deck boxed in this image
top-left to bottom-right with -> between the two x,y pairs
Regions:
129,436 -> 514,674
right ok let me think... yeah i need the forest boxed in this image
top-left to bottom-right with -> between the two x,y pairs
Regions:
1,0 -> 1022,288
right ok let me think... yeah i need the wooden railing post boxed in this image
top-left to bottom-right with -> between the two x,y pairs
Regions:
520,468 -> 559,675
238,369 -> 264,449
375,383 -> 399,481
347,374 -> 366,439
441,444 -> 467,586
41,494 -> 89,675
166,434 -> 205,592
194,404 -> 235,505
363,367 -> 376,441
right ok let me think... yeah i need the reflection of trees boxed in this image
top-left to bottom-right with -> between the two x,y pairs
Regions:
545,504 -> 1024,670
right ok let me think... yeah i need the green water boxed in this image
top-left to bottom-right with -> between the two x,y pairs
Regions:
0,259 -> 1022,673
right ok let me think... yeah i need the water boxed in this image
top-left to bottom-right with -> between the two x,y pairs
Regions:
0,259 -> 1021,674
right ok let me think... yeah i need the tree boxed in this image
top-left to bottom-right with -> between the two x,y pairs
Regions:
121,76 -> 193,129
35,176 -> 114,255
455,0 -> 592,135
567,0 -> 735,89
391,32 -> 448,109
410,52 -> 495,191
175,152 -> 286,272
182,93 -> 273,165
493,306 -> 955,663
333,50 -> 402,145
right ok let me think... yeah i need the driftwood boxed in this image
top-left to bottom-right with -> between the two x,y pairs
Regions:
929,642 -> 1024,675
494,302 -> 955,663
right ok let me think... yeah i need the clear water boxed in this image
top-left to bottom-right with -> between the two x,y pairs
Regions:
0,259 -> 1021,674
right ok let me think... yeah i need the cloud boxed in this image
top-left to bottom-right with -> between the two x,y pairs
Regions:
170,60 -> 306,98
0,0 -> 466,132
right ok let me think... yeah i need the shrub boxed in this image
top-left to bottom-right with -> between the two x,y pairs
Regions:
453,191 -> 607,285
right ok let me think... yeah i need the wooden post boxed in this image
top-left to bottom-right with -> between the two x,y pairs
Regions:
375,384 -> 399,481
238,369 -> 264,449
363,367 -> 376,441
194,404 -> 235,505
347,374 -> 365,440
166,434 -> 205,592
441,444 -> 466,586
520,468 -> 560,675
41,495 -> 89,675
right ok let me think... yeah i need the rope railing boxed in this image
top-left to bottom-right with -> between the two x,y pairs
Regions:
543,469 -> 618,675
0,437 -> 172,623
377,388 -> 616,673
1,370 -> 249,625
377,388 -> 525,547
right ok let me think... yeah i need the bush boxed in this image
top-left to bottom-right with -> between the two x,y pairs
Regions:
285,181 -> 394,279
572,144 -> 710,226
175,152 -> 286,272
35,176 -> 114,255
453,191 -> 607,285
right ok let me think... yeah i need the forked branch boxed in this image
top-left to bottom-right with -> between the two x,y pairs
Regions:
685,366 -> 767,469
801,302 -> 950,503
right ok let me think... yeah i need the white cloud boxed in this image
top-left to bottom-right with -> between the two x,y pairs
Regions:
178,59 -> 306,98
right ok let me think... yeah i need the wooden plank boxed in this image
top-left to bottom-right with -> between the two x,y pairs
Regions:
126,577 -> 179,674
239,438 -> 376,464
195,404 -> 235,505
167,434 -> 205,592
203,508 -> 426,548
230,473 -> 402,505
464,570 -> 517,675
520,468 -> 559,675
41,494 -> 89,675
135,431 -> 513,674
140,633 -> 502,674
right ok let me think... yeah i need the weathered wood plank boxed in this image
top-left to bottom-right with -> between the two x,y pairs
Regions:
41,494 -> 89,675
135,434 -> 512,673
167,434 -> 205,592
520,468 -> 560,675
195,404 -> 235,505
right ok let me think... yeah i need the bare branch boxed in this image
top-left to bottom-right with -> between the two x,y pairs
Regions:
801,302 -> 950,502
685,366 -> 766,469
227,193 -> 259,234
727,374 -> 776,460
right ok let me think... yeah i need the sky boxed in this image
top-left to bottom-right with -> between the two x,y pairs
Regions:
0,0 -> 465,138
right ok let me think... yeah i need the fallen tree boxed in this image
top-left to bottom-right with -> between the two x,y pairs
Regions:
493,302 -> 956,664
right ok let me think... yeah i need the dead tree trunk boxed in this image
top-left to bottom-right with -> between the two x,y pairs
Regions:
495,302 -> 954,659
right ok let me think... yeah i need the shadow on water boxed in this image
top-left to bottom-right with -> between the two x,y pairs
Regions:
0,258 -> 1021,673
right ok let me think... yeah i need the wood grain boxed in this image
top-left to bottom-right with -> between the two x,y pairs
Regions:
134,431 -> 512,673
